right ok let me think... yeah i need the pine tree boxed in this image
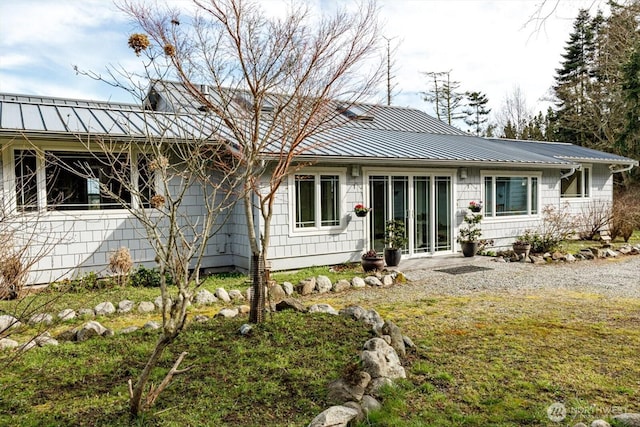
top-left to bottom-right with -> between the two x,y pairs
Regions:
464,91 -> 491,136
422,70 -> 464,126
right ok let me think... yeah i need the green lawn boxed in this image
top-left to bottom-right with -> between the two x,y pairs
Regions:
1,262 -> 639,426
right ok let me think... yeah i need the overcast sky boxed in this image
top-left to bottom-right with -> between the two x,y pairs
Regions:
0,0 -> 602,123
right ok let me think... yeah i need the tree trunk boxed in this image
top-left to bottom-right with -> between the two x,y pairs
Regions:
249,253 -> 266,323
129,335 -> 172,418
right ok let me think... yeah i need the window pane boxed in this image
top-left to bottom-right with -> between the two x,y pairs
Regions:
496,177 -> 527,216
15,150 -> 38,212
435,176 -> 451,251
414,177 -> 430,253
295,175 -> 315,228
320,175 -> 339,226
369,176 -> 388,253
583,168 -> 590,197
561,170 -> 581,197
45,152 -> 131,210
484,176 -> 493,216
531,177 -> 538,215
392,176 -> 408,252
137,154 -> 153,208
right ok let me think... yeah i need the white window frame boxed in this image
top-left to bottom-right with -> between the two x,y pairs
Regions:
481,171 -> 541,219
560,165 -> 591,199
288,168 -> 347,235
5,144 -> 153,216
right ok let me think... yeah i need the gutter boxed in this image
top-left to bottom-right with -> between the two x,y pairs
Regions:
609,163 -> 636,173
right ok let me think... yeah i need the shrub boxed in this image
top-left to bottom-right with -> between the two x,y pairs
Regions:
576,201 -> 613,240
0,253 -> 26,300
521,205 -> 576,253
610,188 -> 640,242
109,247 -> 133,286
128,266 -> 173,287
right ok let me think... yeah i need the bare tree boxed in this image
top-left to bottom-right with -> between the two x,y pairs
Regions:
496,85 -> 533,139
120,0 -> 384,329
383,36 -> 401,106
422,70 -> 464,125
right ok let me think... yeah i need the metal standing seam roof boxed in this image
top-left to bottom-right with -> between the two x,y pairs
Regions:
488,138 -> 638,166
1,90 -> 636,168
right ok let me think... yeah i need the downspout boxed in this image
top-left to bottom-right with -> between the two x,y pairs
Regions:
609,164 -> 635,174
560,167 -> 578,180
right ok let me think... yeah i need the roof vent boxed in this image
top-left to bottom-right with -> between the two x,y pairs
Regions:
337,104 -> 374,121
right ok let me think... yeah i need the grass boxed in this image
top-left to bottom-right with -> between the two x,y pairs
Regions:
559,229 -> 640,254
1,261 -> 639,426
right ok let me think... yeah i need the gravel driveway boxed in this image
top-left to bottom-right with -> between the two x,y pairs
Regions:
306,255 -> 640,307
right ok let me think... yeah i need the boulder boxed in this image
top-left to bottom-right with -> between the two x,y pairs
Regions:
282,282 -> 294,296
308,304 -> 339,315
564,253 -> 576,263
138,301 -> 155,313
29,313 -> 53,325
332,279 -> 351,293
275,298 -> 306,313
77,321 -> 110,342
361,337 -> 406,379
307,405 -> 359,427
351,277 -> 366,288
94,302 -> 115,316
144,321 -> 160,330
57,309 -> 76,321
228,289 -> 245,301
215,287 -> 231,303
327,371 -> 371,403
342,401 -> 365,423
195,289 -> 218,305
382,275 -> 394,286
361,309 -> 384,330
237,305 -> 251,315
117,300 -> 135,313
612,414 -> 640,427
591,420 -> 611,427
529,255 -> 546,264
382,320 -> 406,358
296,278 -> 316,296
315,275 -> 332,294
78,308 -> 95,318
0,338 -> 19,350
154,296 -> 171,310
580,249 -> 595,260
0,315 -> 21,333
34,332 -> 58,347
339,305 -> 367,321
364,276 -> 383,287
268,284 -> 287,303
403,335 -> 416,349
216,308 -> 239,319
604,248 -> 618,258
360,395 -> 381,414
366,377 -> 394,397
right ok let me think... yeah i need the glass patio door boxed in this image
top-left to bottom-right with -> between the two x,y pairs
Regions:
369,174 -> 452,256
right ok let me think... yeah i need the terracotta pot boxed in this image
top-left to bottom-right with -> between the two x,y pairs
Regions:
513,243 -> 531,259
361,257 -> 384,272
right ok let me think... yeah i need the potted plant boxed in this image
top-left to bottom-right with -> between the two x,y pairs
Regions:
468,200 -> 483,213
384,219 -> 407,267
513,231 -> 533,259
457,212 -> 483,257
361,249 -> 384,272
354,204 -> 370,217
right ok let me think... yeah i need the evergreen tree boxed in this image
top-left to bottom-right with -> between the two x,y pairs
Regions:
422,70 -> 465,126
464,91 -> 491,136
617,43 -> 640,182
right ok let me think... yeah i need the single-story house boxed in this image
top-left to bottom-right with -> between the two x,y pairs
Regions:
1,84 -> 637,284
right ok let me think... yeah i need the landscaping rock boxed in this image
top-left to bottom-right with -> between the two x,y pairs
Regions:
366,377 -> 394,397
564,253 -> 576,263
195,289 -> 218,305
237,305 -> 251,315
268,284 -> 287,303
216,308 -> 239,319
57,328 -> 78,341
382,320 -> 406,358
351,277 -> 366,288
580,249 -> 595,260
339,305 -> 367,321
332,279 -> 351,293
120,326 -> 139,334
117,300 -> 135,313
308,304 -> 339,315
382,275 -> 394,286
364,276 -> 383,287
78,308 -> 95,318
529,255 -> 546,264
361,309 -> 384,330
604,248 -> 618,258
403,335 -> 416,349
138,301 -> 155,313
34,332 -> 58,347
282,282 -> 294,296
228,289 -> 245,301
193,315 -> 209,323
361,337 -> 406,379
360,395 -> 381,414
342,401 -> 365,422
154,296 -> 171,310
612,414 -> 640,427
316,275 -> 332,294
591,420 -> 610,427
0,338 -> 19,350
58,309 -> 76,321
275,298 -> 306,313
0,315 -> 20,333
29,313 -> 53,325
94,302 -> 115,316
144,321 -> 160,330
297,278 -> 316,296
239,323 -> 253,335
307,405 -> 359,427
215,287 -> 231,303
573,423 -> 588,427
77,321 -> 110,342
327,371 -> 371,403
